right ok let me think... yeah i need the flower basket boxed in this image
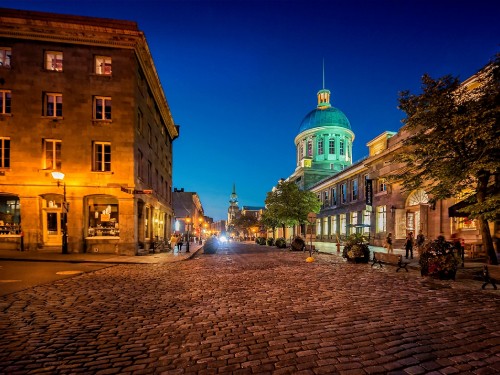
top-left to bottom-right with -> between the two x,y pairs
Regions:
419,236 -> 460,280
342,233 -> 370,263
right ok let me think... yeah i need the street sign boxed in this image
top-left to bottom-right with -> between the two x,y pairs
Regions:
307,212 -> 317,224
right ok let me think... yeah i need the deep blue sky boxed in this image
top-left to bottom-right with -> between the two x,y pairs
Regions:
2,0 -> 499,221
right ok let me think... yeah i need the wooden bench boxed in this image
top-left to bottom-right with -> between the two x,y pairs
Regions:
371,252 -> 409,272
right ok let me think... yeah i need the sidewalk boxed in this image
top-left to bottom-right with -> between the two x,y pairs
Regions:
312,241 -> 499,278
0,243 -> 204,264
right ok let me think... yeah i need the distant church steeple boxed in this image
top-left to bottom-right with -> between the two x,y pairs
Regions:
227,183 -> 239,227
229,183 -> 238,206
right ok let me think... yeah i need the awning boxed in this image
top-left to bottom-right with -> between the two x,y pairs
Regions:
448,200 -> 471,217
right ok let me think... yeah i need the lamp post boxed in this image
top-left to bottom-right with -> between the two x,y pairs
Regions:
198,217 -> 203,244
185,217 -> 191,253
51,171 -> 68,254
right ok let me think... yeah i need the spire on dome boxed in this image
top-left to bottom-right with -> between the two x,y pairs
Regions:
317,60 -> 331,109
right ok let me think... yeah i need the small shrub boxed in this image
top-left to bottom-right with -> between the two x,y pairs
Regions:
266,238 -> 275,246
255,237 -> 267,245
342,233 -> 370,262
275,237 -> 287,248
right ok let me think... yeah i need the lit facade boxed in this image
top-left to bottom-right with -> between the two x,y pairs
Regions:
0,9 -> 178,255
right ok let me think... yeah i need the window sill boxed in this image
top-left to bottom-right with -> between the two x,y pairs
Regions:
92,120 -> 112,125
42,116 -> 64,120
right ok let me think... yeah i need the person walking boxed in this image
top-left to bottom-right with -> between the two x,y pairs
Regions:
416,231 -> 425,255
386,232 -> 394,254
405,231 -> 414,259
177,237 -> 184,252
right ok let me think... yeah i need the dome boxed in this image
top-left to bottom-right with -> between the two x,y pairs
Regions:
298,106 -> 351,133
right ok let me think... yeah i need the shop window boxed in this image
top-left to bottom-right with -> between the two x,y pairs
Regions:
0,48 -> 12,68
95,56 -> 112,75
0,194 -> 20,234
0,138 -> 10,168
376,205 -> 387,233
0,90 -> 11,114
45,51 -> 63,71
87,196 -> 119,237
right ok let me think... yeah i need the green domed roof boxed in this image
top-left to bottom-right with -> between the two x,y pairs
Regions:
299,106 -> 351,133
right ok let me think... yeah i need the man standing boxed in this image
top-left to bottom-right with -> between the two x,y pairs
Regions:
405,232 -> 414,259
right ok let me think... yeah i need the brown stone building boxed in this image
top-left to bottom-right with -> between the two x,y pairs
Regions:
0,8 -> 178,255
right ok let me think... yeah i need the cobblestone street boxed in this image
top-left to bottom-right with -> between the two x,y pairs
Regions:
1,242 -> 499,374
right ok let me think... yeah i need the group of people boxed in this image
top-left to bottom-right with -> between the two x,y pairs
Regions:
169,234 -> 185,252
385,230 -> 426,259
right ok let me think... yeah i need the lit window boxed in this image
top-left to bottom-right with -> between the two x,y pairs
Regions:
94,97 -> 112,120
331,215 -> 337,236
379,178 -> 387,192
329,139 -> 335,154
87,196 -> 119,237
363,210 -> 371,234
0,48 -> 11,68
95,56 -> 112,75
45,51 -> 63,71
93,142 -> 111,172
0,137 -> 10,168
0,90 -> 11,114
350,212 -> 358,234
44,93 -> 62,117
376,205 -> 387,233
43,139 -> 61,170
340,214 -> 346,235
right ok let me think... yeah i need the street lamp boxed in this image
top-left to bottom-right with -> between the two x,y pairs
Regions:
51,171 -> 68,254
185,216 -> 191,253
198,217 -> 203,244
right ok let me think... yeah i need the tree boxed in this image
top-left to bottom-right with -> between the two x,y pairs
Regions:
260,207 -> 281,239
395,54 -> 500,264
231,213 -> 259,239
264,180 -> 321,237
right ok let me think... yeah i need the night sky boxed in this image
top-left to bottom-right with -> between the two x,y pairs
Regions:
1,0 -> 499,220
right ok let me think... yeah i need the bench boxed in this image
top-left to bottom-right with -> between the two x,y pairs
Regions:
371,252 -> 409,272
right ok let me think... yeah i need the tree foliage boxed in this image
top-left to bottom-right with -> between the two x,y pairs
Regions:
394,53 -> 500,264
264,180 -> 321,232
231,213 -> 259,237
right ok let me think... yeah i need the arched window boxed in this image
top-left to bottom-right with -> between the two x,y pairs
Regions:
406,189 -> 429,207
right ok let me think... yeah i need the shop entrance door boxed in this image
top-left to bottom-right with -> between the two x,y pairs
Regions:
43,209 -> 62,246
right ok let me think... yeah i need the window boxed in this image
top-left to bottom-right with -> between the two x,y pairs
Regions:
323,191 -> 329,206
299,143 -> 304,160
0,138 -> 10,168
43,139 -> 61,170
331,187 -> 337,206
87,196 -> 119,237
340,140 -> 345,156
341,183 -> 347,203
307,139 -> 312,157
138,149 -> 144,179
0,48 -> 12,68
331,215 -> 337,236
376,205 -> 387,233
95,56 -> 112,75
137,109 -> 143,133
147,160 -> 152,186
44,93 -> 63,117
329,139 -> 335,154
45,51 -> 63,71
94,97 -> 111,120
93,142 -> 111,172
350,212 -> 358,234
0,90 -> 11,114
323,217 -> 329,236
352,179 -> 358,200
379,178 -> 387,192
318,139 -> 323,155
340,214 -> 346,235
363,210 -> 371,235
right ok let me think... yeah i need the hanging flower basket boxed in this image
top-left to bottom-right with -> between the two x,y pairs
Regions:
419,236 -> 461,280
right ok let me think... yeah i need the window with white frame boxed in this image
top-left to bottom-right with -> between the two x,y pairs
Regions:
93,142 -> 111,172
95,56 -> 112,75
379,178 -> 387,192
376,205 -> 387,233
0,137 -> 10,168
341,183 -> 347,203
352,179 -> 358,200
340,139 -> 345,156
340,214 -> 346,235
318,139 -> 323,155
329,139 -> 335,154
45,51 -> 63,71
44,93 -> 62,117
0,48 -> 12,68
350,211 -> 358,234
363,210 -> 371,235
93,97 -> 112,120
331,215 -> 337,236
0,90 -> 11,114
43,139 -> 61,170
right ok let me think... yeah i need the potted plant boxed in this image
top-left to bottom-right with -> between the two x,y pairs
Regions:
419,236 -> 461,280
342,233 -> 370,263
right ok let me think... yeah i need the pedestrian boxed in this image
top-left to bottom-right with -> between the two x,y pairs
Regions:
177,237 -> 183,252
169,234 -> 178,251
385,232 -> 394,254
405,231 -> 414,259
416,231 -> 425,254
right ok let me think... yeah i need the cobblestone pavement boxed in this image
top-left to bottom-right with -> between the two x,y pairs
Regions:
1,242 -> 499,375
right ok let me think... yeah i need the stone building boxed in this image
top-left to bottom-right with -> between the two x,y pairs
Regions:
0,9 -> 177,255
172,188 -> 205,239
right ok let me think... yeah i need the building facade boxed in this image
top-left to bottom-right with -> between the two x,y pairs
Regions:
0,9 -> 177,255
